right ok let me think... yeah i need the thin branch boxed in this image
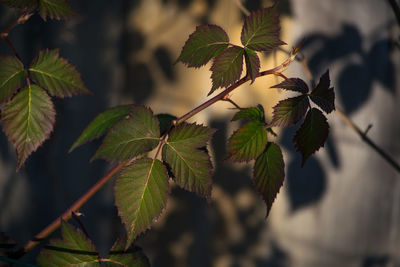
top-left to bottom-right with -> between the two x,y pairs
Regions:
222,95 -> 242,109
387,0 -> 400,27
235,0 -> 250,16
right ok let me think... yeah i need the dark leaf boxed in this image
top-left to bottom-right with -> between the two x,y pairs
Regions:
92,106 -> 160,162
29,49 -> 90,97
232,105 -> 265,123
114,158 -> 169,248
310,70 -> 335,113
209,46 -> 244,95
271,78 -> 309,94
106,238 -> 150,267
156,113 -> 177,136
244,48 -> 260,83
2,85 -> 55,169
294,108 -> 329,166
176,24 -> 229,68
227,121 -> 267,162
253,142 -> 285,216
240,3 -> 285,51
269,95 -> 309,127
0,55 -> 27,104
38,0 -> 78,20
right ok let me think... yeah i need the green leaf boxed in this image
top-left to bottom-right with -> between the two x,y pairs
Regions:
269,95 -> 309,127
29,49 -> 89,97
227,121 -> 267,162
38,0 -> 78,20
293,108 -> 329,166
92,106 -> 160,162
156,113 -> 177,136
240,3 -> 285,51
177,24 -> 229,68
244,48 -> 260,83
0,55 -> 27,104
115,158 -> 169,248
271,78 -> 309,94
2,84 -> 55,169
162,123 -> 215,198
232,105 -> 265,123
37,221 -> 99,267
0,0 -> 37,9
106,238 -> 150,267
253,142 -> 285,216
209,46 -> 244,95
310,70 -> 335,114
69,105 -> 132,152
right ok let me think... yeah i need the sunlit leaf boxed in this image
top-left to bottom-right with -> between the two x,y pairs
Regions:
0,0 -> 37,9
2,84 -> 55,169
227,121 -> 267,162
253,142 -> 284,216
0,55 -> 27,104
310,70 -> 335,113
38,0 -> 78,20
70,105 -> 132,152
106,238 -> 150,267
293,108 -> 329,166
92,106 -> 160,162
29,49 -> 89,97
37,221 -> 99,267
232,105 -> 265,123
269,95 -> 309,127
162,123 -> 215,198
115,158 -> 169,248
209,46 -> 244,95
244,48 -> 260,83
240,3 -> 285,51
271,78 -> 309,94
177,24 -> 229,68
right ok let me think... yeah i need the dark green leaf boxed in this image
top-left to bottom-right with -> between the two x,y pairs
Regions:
310,70 -> 335,113
269,95 -> 309,127
240,3 -> 285,51
271,78 -> 309,94
162,123 -> 215,198
253,142 -> 285,216
156,113 -> 177,136
209,46 -> 244,95
37,221 -> 99,267
0,55 -> 27,103
29,49 -> 90,97
232,105 -> 265,123
114,158 -> 169,248
293,108 -> 329,166
177,24 -> 229,68
2,85 -> 55,169
92,106 -> 160,162
227,122 -> 267,162
106,238 -> 150,267
70,105 -> 132,152
38,0 -> 78,20
0,0 -> 37,9
244,48 -> 260,83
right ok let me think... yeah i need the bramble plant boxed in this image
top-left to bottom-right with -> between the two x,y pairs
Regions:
0,1 -> 338,266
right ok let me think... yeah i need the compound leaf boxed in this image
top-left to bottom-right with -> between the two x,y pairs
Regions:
310,70 -> 335,114
29,49 -> 89,97
232,105 -> 265,123
240,3 -> 285,51
92,106 -> 160,162
162,123 -> 215,199
37,221 -> 99,267
2,84 -> 55,169
294,108 -> 329,166
0,55 -> 27,103
106,238 -> 150,267
209,46 -> 244,95
253,142 -> 284,217
227,121 -> 267,162
269,95 -> 309,127
244,48 -> 260,83
271,78 -> 309,94
38,0 -> 78,20
177,24 -> 229,68
70,105 -> 132,152
115,158 -> 169,248
0,0 -> 37,9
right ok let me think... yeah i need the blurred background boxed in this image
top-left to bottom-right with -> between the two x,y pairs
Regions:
0,0 -> 399,266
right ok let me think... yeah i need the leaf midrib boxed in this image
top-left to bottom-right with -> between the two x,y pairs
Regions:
0,69 -> 25,90
29,67 -> 82,89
